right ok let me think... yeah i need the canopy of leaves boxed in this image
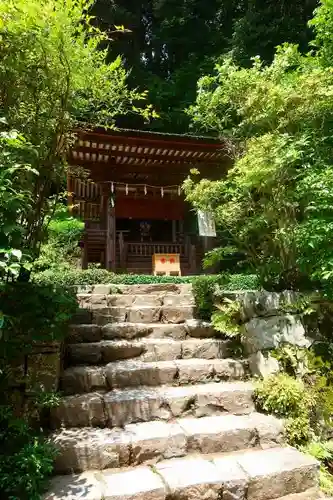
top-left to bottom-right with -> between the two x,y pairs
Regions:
0,0 -> 151,272
184,2 -> 333,291
91,0 -> 318,133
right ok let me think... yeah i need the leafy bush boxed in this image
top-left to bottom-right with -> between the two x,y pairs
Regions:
254,373 -> 312,445
211,298 -> 242,336
301,441 -> 333,496
0,406 -> 55,500
0,282 -> 77,379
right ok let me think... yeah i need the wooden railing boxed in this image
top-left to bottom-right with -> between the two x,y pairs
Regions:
125,242 -> 185,258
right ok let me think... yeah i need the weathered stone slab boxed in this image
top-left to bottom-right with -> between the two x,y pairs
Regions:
141,339 -> 182,361
248,412 -> 284,447
101,323 -> 152,340
181,339 -> 229,359
106,294 -> 135,307
161,306 -> 194,324
106,360 -> 177,388
212,455 -> 249,500
179,414 -> 256,454
68,325 -> 102,343
147,323 -> 187,340
103,382 -> 254,426
78,294 -> 107,310
125,420 -> 187,464
192,381 -> 254,416
67,343 -> 103,364
44,471 -> 104,500
185,319 -> 215,338
92,284 -> 112,295
127,307 -> 161,324
239,290 -> 299,321
102,466 -> 167,500
163,293 -> 194,307
133,295 -> 163,307
52,427 -> 131,473
93,307 -> 127,324
26,352 -> 60,392
101,340 -> 146,362
104,387 -> 165,427
276,488 -> 323,500
243,315 -> 310,354
61,366 -> 106,394
116,284 -> 191,295
238,447 -> 319,500
50,393 -> 105,428
156,457 -> 224,500
175,358 -> 246,384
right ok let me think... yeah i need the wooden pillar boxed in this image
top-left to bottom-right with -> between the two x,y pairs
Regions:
172,220 -> 177,243
67,174 -> 74,214
81,222 -> 88,269
106,202 -> 116,271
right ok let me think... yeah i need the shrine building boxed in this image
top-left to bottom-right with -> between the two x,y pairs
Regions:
68,128 -> 229,275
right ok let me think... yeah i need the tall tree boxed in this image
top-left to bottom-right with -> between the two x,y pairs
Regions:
91,0 -> 319,133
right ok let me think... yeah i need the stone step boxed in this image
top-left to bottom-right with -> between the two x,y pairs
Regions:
50,412 -> 283,474
44,446 -> 319,500
51,381 -> 255,428
61,359 -> 248,394
78,293 -> 194,310
90,305 -> 195,325
68,320 -> 217,343
75,283 -> 193,296
67,338 -> 232,365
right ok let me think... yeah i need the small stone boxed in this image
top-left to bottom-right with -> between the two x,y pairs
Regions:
102,466 -> 167,500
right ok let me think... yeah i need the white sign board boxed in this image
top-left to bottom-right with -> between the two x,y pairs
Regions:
197,210 -> 216,237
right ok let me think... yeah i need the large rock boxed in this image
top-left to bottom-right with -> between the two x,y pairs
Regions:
181,339 -> 229,359
238,290 -> 299,321
127,307 -> 161,324
61,366 -> 106,394
105,360 -> 177,388
248,351 -> 280,378
102,466 -> 167,500
243,314 -> 310,354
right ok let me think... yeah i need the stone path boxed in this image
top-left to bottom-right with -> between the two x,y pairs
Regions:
45,283 -> 323,500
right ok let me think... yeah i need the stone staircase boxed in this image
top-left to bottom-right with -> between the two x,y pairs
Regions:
45,283 -> 322,500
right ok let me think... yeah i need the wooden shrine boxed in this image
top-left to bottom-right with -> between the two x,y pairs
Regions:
68,128 -> 229,275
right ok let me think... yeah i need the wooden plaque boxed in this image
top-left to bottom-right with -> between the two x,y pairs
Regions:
152,253 -> 181,276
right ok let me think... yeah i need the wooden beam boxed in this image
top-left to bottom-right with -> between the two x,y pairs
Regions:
72,146 -> 225,164
105,200 -> 116,271
76,131 -> 226,152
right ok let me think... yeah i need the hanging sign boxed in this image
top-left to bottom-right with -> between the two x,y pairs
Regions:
197,210 -> 216,237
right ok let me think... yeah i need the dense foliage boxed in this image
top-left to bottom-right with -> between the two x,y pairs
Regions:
0,406 -> 55,500
91,0 -> 318,133
0,0 -> 151,271
184,0 -> 333,293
